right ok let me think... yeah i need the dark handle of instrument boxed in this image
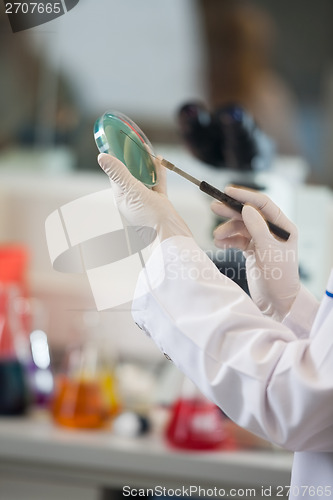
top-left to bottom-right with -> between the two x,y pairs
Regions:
199,181 -> 290,241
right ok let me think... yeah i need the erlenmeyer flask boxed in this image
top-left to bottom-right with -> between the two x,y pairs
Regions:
0,285 -> 30,415
51,313 -> 120,429
165,376 -> 234,451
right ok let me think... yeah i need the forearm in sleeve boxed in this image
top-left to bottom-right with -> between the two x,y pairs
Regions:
132,236 -> 333,452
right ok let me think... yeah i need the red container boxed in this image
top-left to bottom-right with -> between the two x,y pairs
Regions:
165,377 -> 236,451
166,397 -> 230,450
0,245 -> 29,289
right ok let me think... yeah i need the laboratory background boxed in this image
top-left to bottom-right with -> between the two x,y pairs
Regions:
0,0 -> 333,499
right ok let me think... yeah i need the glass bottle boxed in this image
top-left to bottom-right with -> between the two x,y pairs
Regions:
14,297 -> 54,407
0,284 -> 30,415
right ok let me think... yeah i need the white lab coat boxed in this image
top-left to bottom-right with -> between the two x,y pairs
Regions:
132,236 -> 333,499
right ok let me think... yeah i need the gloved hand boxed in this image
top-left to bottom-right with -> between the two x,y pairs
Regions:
211,186 -> 300,321
98,153 -> 192,248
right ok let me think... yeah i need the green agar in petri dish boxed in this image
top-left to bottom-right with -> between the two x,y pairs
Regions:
94,111 -> 158,188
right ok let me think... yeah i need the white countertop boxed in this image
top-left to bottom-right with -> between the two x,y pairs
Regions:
0,414 -> 293,492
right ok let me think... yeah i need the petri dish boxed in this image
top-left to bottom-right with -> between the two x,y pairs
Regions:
94,111 -> 158,187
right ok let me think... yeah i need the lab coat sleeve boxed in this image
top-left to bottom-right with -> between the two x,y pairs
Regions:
282,285 -> 320,338
132,236 -> 333,452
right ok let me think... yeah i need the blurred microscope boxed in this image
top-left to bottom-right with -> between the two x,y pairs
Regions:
175,101 -> 278,295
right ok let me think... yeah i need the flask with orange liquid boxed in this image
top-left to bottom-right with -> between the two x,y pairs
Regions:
52,313 -> 120,430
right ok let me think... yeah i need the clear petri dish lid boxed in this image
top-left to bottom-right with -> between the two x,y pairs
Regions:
94,111 -> 158,187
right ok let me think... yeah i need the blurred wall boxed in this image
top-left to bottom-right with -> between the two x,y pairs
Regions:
198,0 -> 333,186
3,0 -> 333,179
17,0 -> 206,169
29,0 -> 205,135
252,0 -> 333,185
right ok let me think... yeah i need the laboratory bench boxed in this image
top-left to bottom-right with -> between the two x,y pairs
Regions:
0,413 -> 293,500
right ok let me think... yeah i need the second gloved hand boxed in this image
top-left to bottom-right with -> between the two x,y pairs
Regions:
98,153 -> 192,248
211,186 -> 300,321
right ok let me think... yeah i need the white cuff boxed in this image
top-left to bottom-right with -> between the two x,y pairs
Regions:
282,284 -> 320,338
